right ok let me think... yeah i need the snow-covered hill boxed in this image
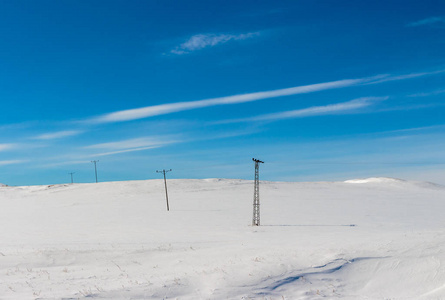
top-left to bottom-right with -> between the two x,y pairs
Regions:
0,178 -> 444,299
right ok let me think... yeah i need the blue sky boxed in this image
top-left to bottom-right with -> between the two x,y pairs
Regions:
0,0 -> 445,185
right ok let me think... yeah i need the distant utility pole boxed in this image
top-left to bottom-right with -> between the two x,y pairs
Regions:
91,160 -> 99,183
69,172 -> 75,184
156,169 -> 172,211
252,158 -> 264,226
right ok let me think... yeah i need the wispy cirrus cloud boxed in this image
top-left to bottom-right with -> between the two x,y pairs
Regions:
0,144 -> 15,152
0,121 -> 35,131
84,136 -> 178,157
85,137 -> 176,150
408,89 -> 445,97
32,130 -> 83,140
171,32 -> 259,55
0,160 -> 26,166
33,160 -> 92,168
216,97 -> 387,124
407,16 -> 445,27
84,69 -> 443,125
91,146 -> 161,157
374,124 -> 445,135
365,69 -> 445,85
87,77 -> 380,124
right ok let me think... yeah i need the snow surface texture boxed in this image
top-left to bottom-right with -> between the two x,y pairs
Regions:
1,178 -> 445,299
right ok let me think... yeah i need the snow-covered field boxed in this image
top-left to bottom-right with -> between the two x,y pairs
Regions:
1,177 -> 445,299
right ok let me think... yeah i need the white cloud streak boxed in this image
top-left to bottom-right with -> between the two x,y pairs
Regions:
33,130 -> 83,140
0,160 -> 25,166
0,144 -> 14,152
84,136 -> 178,157
407,16 -> 445,27
88,77 -> 380,124
366,70 -> 445,85
0,122 -> 35,131
85,137 -> 176,150
35,160 -> 92,168
84,69 -> 443,125
216,97 -> 387,124
408,89 -> 445,97
171,32 -> 259,55
93,146 -> 160,157
375,124 -> 445,135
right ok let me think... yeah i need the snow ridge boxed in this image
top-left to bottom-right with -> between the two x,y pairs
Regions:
344,177 -> 444,189
344,177 -> 406,184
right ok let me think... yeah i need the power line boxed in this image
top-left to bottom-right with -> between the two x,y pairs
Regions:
252,158 -> 264,226
156,169 -> 172,211
91,160 -> 99,183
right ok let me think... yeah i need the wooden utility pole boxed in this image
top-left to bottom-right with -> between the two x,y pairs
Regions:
156,169 -> 172,211
91,160 -> 99,183
69,172 -> 75,184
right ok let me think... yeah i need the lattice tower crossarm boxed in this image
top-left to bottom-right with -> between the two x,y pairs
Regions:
252,158 -> 264,226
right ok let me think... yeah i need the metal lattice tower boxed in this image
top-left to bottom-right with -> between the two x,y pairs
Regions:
252,158 -> 264,226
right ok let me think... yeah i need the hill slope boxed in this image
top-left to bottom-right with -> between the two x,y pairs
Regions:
0,178 -> 444,299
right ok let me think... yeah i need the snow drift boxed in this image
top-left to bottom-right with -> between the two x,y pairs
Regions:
0,177 -> 444,299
